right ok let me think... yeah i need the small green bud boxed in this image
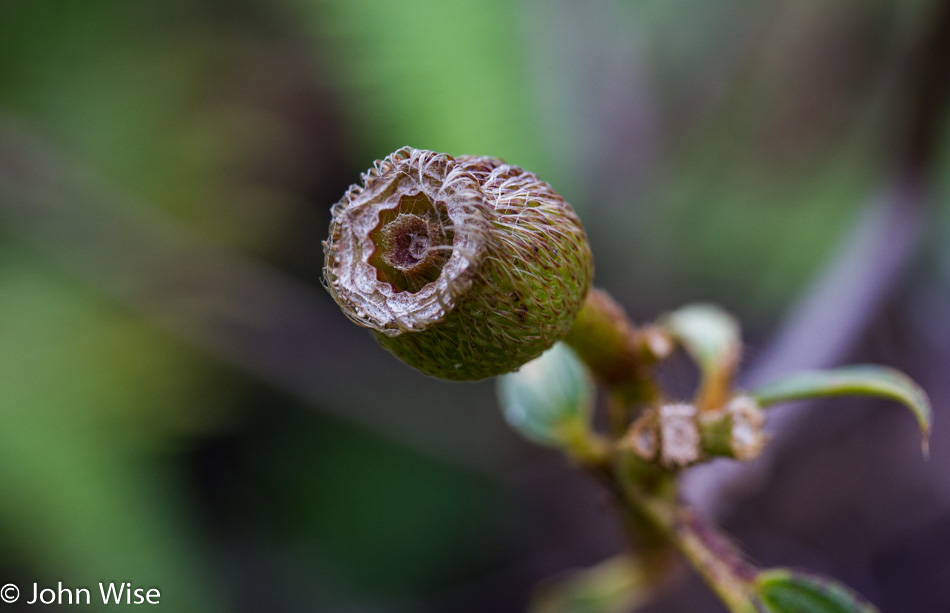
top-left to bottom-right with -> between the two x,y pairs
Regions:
323,147 -> 593,380
497,342 -> 594,448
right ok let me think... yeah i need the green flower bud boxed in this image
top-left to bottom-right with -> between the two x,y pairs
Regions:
323,147 -> 593,380
497,342 -> 595,447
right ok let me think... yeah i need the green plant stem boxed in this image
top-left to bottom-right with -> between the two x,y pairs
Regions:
564,288 -> 666,405
696,362 -> 737,414
606,391 -> 630,439
582,454 -> 681,596
562,419 -> 612,467
613,455 -> 758,612
645,503 -> 757,613
567,287 -> 761,612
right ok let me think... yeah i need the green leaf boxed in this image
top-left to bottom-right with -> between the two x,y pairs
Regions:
755,568 -> 879,613
497,342 -> 595,448
663,304 -> 741,411
752,365 -> 932,455
529,555 -> 653,613
663,304 -> 741,375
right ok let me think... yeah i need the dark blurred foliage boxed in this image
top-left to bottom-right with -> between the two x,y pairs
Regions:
0,1 -> 949,611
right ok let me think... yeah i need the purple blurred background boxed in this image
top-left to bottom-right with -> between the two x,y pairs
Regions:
1,1 -> 949,611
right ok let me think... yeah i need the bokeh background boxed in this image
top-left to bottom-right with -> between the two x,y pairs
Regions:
1,1 -> 949,611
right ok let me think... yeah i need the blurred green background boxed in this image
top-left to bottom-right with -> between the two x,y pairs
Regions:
1,1 -> 949,611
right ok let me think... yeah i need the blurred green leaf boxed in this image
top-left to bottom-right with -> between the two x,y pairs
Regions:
663,304 -> 741,374
663,304 -> 741,411
0,250 -> 225,610
301,0 -> 544,170
751,365 -> 932,455
529,555 -> 652,613
497,342 -> 595,448
756,568 -> 878,613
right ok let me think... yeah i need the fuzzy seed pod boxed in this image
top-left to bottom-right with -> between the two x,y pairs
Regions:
323,147 -> 593,380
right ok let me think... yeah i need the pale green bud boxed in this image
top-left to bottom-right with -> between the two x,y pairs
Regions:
497,342 -> 594,447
